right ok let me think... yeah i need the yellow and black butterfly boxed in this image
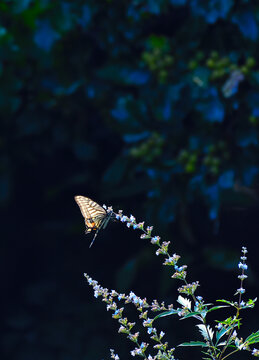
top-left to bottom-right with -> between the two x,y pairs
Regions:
74,195 -> 114,247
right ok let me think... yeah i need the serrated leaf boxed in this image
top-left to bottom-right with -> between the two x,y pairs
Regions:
153,309 -> 179,321
177,295 -> 191,309
197,324 -> 214,341
178,341 -> 209,347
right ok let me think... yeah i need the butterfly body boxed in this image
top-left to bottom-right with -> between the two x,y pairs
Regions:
74,195 -> 113,247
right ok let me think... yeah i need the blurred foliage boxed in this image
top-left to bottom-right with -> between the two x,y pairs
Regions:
1,0 -> 259,359
1,0 -> 259,225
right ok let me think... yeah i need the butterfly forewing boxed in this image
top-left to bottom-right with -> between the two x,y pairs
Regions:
75,196 -> 106,220
75,196 -> 106,227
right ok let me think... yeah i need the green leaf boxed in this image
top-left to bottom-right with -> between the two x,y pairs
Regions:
153,309 -> 179,321
216,323 -> 238,345
207,305 -> 229,312
245,331 -> 259,345
216,327 -> 229,343
178,341 -> 209,347
180,311 -> 204,320
216,299 -> 234,306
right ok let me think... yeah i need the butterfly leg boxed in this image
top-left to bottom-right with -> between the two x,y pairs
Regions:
89,220 -> 105,247
89,229 -> 99,248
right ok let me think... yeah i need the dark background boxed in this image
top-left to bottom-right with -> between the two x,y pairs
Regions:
1,1 -> 259,359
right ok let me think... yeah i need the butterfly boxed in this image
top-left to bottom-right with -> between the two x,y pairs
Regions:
74,195 -> 114,247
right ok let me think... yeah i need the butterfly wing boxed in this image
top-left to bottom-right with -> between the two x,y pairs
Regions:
74,195 -> 107,232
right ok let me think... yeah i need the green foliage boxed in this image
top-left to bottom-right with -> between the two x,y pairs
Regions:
245,331 -> 259,346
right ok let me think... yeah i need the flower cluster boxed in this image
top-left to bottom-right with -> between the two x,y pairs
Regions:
178,281 -> 199,296
85,274 -> 175,359
252,348 -> 259,357
110,349 -> 120,360
235,246 -> 248,297
86,210 -> 258,360
115,209 -> 191,284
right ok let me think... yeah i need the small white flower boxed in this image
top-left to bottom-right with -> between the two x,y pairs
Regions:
143,318 -> 153,327
130,215 -> 136,222
110,349 -> 120,360
242,246 -> 248,254
129,291 -> 136,299
252,348 -> 259,356
160,331 -> 165,339
231,330 -> 237,339
238,262 -> 248,270
150,236 -> 160,244
236,287 -> 245,294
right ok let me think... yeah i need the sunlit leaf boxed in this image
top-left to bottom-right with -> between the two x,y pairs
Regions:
245,331 -> 259,345
178,341 -> 209,347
